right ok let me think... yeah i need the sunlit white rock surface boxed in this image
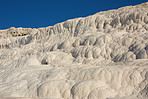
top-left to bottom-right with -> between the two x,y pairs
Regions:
0,2 -> 148,99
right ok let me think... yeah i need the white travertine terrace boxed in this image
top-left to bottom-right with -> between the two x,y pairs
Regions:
0,2 -> 148,99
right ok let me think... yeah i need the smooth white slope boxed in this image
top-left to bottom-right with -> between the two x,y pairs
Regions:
0,2 -> 148,99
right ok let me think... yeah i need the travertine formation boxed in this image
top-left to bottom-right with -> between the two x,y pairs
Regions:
0,2 -> 148,99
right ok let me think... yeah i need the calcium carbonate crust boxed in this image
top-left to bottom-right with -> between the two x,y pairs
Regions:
0,2 -> 148,99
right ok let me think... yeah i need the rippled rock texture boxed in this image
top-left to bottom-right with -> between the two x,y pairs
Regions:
0,2 -> 148,99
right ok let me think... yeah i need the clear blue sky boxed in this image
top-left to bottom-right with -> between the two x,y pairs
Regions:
0,0 -> 147,29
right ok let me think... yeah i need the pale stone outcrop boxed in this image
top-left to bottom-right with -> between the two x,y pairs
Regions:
0,2 -> 148,99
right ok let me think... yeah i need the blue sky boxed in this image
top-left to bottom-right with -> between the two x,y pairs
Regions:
0,0 -> 147,29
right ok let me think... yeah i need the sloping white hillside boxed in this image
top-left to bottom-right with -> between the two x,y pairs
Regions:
0,2 -> 148,99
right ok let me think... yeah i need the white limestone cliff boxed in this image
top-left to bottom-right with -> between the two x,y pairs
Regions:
0,2 -> 148,99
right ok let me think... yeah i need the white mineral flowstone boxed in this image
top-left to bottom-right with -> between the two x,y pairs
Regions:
0,2 -> 148,99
